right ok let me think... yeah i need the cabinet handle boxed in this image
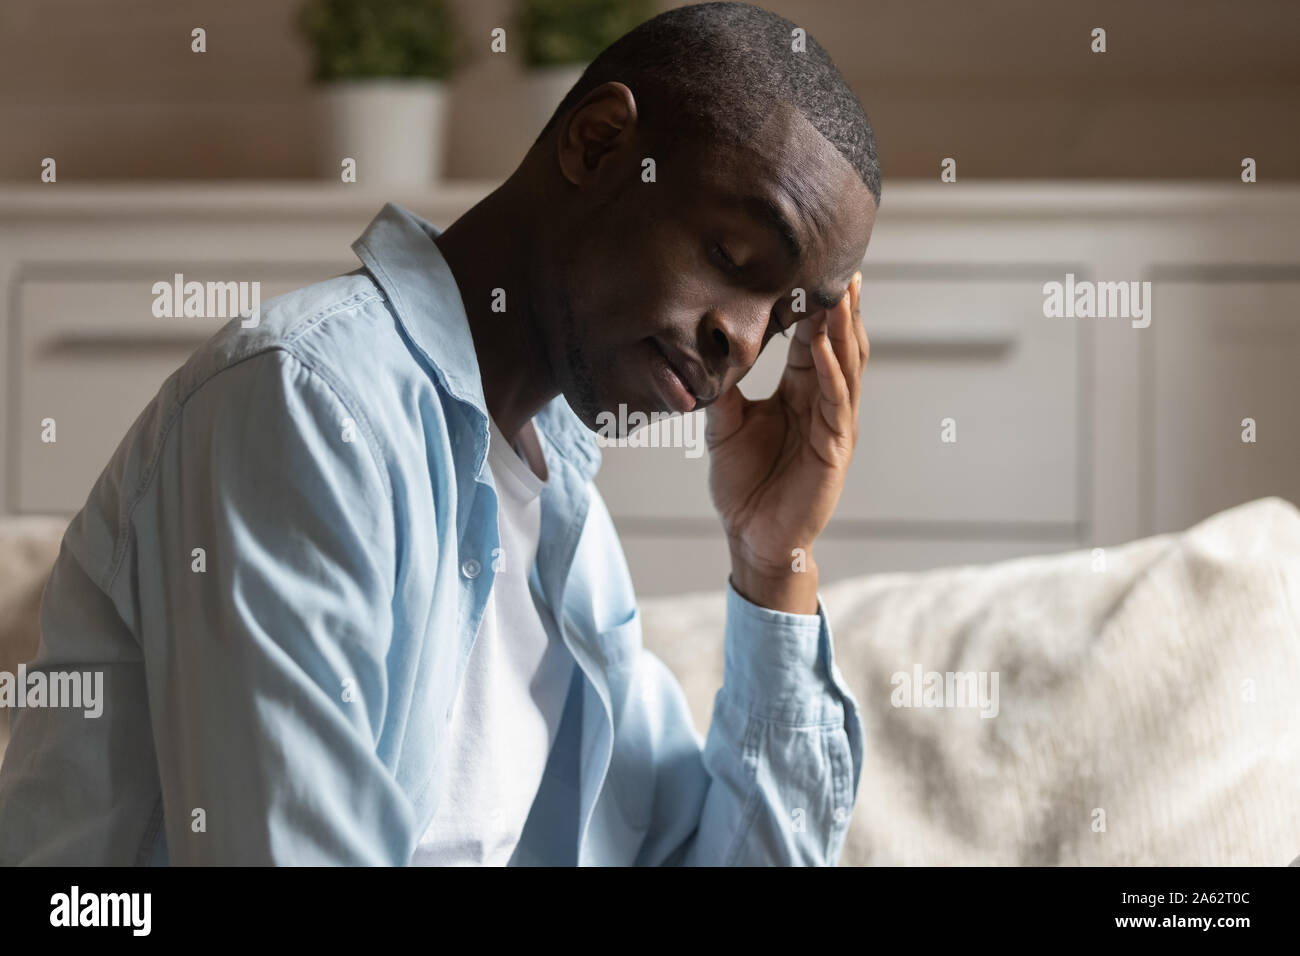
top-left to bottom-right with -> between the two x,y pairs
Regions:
867,322 -> 1018,356
40,332 -> 214,356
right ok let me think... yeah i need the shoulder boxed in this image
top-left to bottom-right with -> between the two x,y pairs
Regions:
160,269 -> 439,487
170,271 -> 392,404
69,273 -> 424,593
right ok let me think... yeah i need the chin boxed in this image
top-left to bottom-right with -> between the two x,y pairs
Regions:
559,383 -> 608,433
564,384 -> 654,437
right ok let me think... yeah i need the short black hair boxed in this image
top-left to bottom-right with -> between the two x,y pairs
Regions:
535,1 -> 881,205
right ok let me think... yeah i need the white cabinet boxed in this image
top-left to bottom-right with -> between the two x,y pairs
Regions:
1,183 -> 1297,596
1149,276 -> 1300,534
599,270 -> 1083,528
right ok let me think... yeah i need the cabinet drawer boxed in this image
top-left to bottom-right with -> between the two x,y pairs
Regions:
1149,277 -> 1300,533
595,268 -> 1083,528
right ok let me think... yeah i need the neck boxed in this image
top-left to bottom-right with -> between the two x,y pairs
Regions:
433,169 -> 559,442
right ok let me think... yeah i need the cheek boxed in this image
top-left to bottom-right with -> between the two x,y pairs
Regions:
636,244 -> 718,333
570,212 -> 715,341
576,262 -> 684,342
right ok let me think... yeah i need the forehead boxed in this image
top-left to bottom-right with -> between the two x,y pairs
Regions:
677,103 -> 874,278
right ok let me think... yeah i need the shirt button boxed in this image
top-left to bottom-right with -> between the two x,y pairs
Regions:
461,558 -> 482,579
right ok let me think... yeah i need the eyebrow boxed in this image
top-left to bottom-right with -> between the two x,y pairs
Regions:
736,192 -> 843,312
741,193 -> 803,260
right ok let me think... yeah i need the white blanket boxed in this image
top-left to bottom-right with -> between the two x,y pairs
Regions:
639,497 -> 1300,865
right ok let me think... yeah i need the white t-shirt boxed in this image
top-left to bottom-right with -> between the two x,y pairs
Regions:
410,415 -> 576,865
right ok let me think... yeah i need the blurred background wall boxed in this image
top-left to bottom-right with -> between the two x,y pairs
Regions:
1,0 -> 1297,182
1,0 -> 1297,594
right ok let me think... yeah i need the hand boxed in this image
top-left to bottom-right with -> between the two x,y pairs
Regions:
706,271 -> 866,613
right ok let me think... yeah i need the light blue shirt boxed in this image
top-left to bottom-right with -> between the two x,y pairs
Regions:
0,203 -> 864,866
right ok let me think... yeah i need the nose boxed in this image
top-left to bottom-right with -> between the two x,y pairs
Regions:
701,299 -> 770,373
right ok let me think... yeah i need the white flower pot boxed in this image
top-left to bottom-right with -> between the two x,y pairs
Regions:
317,79 -> 448,185
522,63 -> 588,138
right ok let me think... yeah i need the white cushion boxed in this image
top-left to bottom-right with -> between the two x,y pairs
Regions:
640,497 -> 1300,865
0,516 -> 67,763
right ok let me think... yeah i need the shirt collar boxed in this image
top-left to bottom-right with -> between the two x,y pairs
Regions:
351,202 -> 600,481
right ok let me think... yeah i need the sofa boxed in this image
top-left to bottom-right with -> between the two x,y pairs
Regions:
4,498 -> 1299,865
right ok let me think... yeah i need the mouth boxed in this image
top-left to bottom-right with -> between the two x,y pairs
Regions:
647,339 -> 697,413
648,337 -> 719,415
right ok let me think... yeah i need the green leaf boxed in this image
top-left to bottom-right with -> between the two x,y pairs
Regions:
514,0 -> 655,68
297,0 -> 465,81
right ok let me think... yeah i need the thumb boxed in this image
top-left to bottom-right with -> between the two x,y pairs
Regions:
704,383 -> 747,444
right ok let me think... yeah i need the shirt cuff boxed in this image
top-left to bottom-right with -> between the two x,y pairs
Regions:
721,576 -> 846,725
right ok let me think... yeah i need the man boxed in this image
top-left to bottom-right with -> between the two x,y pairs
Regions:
0,1 -> 878,865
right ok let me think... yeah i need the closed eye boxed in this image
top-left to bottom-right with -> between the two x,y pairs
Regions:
712,241 -> 739,273
712,242 -> 792,339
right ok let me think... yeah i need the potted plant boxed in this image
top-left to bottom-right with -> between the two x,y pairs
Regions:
514,0 -> 654,136
299,0 -> 464,185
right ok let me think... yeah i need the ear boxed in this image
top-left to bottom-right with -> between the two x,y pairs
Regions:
556,81 -> 638,187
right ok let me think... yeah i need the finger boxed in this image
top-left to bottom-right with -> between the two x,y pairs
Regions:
825,282 -> 862,406
851,272 -> 868,369
847,269 -> 868,348
848,272 -> 867,417
810,324 -> 853,452
784,310 -> 826,371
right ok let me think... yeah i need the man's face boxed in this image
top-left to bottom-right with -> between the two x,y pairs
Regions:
544,99 -> 876,432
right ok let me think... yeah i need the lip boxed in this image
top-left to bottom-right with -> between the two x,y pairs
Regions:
652,339 -> 717,407
648,340 -> 697,413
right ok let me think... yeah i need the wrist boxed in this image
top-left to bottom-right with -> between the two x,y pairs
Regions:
729,547 -> 820,615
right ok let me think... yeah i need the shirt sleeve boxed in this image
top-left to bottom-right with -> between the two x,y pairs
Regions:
633,577 -> 864,866
122,349 -> 416,864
